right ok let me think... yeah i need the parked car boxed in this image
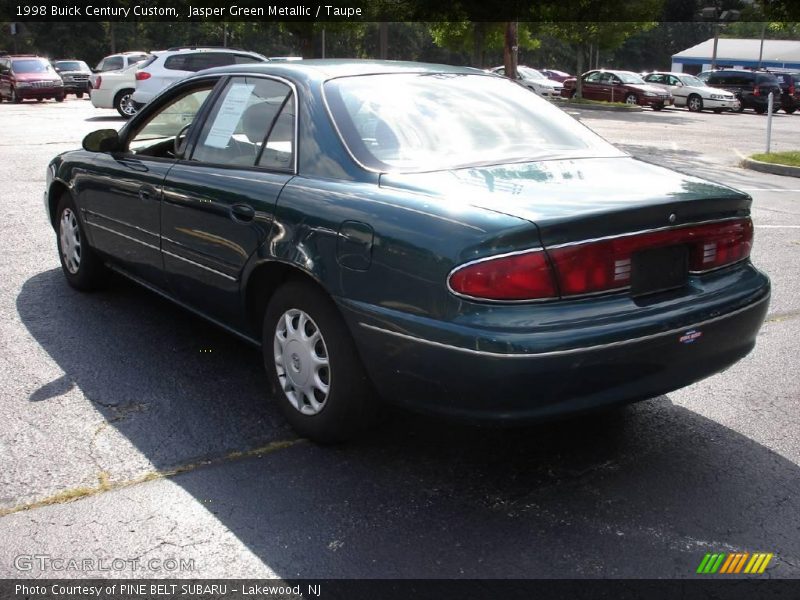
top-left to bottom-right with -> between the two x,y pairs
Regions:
642,71 -> 738,113
490,65 -> 563,97
52,60 -> 91,98
561,70 -> 673,110
0,55 -> 64,103
704,69 -> 782,114
89,51 -> 150,90
45,60 -> 770,442
539,68 -> 572,83
89,62 -> 140,118
130,47 -> 268,109
766,70 -> 800,114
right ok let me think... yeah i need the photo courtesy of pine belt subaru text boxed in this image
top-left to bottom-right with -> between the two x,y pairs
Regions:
43,60 -> 771,442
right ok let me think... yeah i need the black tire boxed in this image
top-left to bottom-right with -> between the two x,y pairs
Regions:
11,88 -> 22,103
624,93 -> 638,106
262,279 -> 379,443
114,89 -> 136,118
687,94 -> 703,112
754,106 -> 766,114
734,99 -> 744,113
785,107 -> 796,114
652,103 -> 664,111
76,91 -> 84,99
713,108 -> 723,113
55,195 -> 107,291
55,94 -> 64,103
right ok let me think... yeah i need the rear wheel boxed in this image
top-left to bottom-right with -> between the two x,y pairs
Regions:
652,103 -> 664,111
55,195 -> 107,290
755,106 -> 766,114
10,88 -> 21,103
76,91 -> 84,99
263,279 -> 379,442
624,93 -> 638,106
687,94 -> 703,112
785,107 -> 796,114
114,89 -> 136,118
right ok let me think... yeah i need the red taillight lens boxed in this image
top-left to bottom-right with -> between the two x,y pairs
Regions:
135,71 -> 151,80
548,218 -> 753,297
93,76 -> 101,89
448,250 -> 557,301
790,84 -> 795,95
753,85 -> 760,96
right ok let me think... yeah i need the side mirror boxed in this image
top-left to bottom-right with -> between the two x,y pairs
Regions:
83,129 -> 121,153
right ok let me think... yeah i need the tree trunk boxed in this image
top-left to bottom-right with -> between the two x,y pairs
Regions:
472,23 -> 486,68
503,22 -> 518,80
379,22 -> 388,59
575,41 -> 585,99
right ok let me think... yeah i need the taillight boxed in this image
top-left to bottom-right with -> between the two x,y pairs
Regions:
448,250 -> 558,301
547,218 -> 753,296
93,76 -> 101,89
753,85 -> 760,96
790,84 -> 796,96
135,71 -> 151,80
448,219 -> 753,302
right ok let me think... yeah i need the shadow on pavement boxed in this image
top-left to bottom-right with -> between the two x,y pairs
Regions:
16,268 -> 800,578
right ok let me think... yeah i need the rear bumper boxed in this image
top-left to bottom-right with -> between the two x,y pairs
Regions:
341,265 -> 770,421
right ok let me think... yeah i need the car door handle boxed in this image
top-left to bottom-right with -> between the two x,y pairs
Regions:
230,204 -> 255,222
138,186 -> 157,202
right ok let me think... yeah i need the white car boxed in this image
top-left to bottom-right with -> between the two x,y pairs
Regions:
643,72 -> 739,113
491,65 -> 563,98
131,47 -> 268,108
89,51 -> 150,90
89,63 -> 139,118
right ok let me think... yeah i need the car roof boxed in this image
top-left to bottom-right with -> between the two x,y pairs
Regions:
199,59 -> 484,82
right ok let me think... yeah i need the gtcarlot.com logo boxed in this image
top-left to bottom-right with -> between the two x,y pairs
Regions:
696,552 -> 773,575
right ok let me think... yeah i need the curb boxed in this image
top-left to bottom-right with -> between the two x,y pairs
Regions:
741,158 -> 800,178
560,102 -> 643,113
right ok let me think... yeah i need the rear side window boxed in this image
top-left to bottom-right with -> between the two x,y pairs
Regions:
234,54 -> 264,65
756,74 -> 778,85
102,56 -> 124,71
137,55 -> 157,70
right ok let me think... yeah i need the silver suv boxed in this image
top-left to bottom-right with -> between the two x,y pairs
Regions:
130,47 -> 268,108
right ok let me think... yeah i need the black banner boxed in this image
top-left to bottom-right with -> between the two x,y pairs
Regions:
2,579 -> 799,600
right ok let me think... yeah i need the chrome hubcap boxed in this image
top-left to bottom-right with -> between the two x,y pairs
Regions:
120,94 -> 136,116
626,95 -> 637,105
274,309 -> 330,415
59,208 -> 81,274
690,98 -> 700,110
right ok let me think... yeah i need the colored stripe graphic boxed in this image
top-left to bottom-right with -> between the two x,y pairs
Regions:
734,553 -> 749,573
758,554 -> 773,574
709,554 -> 725,573
697,554 -> 712,574
719,554 -> 736,574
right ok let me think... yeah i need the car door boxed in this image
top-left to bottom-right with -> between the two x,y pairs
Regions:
0,59 -> 9,98
160,75 -> 296,328
667,75 -> 688,105
581,71 -> 604,100
79,80 -> 220,288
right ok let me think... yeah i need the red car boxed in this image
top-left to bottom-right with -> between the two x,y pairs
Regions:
0,55 -> 65,103
561,69 -> 673,110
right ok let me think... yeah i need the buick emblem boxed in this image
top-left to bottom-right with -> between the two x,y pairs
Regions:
668,213 -> 677,223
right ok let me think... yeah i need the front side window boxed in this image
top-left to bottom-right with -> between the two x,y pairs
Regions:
325,72 -> 622,172
584,71 -> 602,83
128,85 -> 214,156
192,77 -> 293,169
615,72 -> 645,84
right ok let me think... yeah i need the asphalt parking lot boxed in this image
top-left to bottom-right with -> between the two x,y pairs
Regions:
0,97 -> 798,579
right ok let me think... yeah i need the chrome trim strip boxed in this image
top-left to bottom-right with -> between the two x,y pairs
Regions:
161,248 -> 237,282
86,221 -> 160,251
546,216 -> 746,250
358,294 -> 768,359
84,210 -> 159,239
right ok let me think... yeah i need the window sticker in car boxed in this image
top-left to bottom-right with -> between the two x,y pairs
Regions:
204,83 -> 255,149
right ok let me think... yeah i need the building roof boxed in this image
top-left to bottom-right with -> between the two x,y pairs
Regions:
673,38 -> 800,65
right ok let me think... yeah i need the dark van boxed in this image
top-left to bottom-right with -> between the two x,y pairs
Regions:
705,69 -> 782,114
768,71 -> 800,114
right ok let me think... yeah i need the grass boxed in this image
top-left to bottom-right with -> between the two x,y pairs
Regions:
750,151 -> 800,167
563,97 -> 635,108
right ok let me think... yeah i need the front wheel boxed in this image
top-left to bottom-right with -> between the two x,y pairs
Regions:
76,91 -> 84,99
687,95 -> 703,112
652,103 -> 664,111
624,93 -> 638,106
56,195 -> 107,291
55,94 -> 65,103
10,88 -> 22,103
263,280 -> 379,442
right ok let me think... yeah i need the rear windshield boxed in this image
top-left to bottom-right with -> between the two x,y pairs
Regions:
325,73 -> 622,172
12,59 -> 53,74
53,61 -> 88,72
756,74 -> 779,85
